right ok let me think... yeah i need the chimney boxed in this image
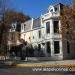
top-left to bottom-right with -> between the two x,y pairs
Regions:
72,0 -> 75,10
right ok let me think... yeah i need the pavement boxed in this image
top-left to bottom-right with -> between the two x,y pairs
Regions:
0,59 -> 75,67
19,59 -> 75,64
0,59 -> 75,75
15,59 -> 75,67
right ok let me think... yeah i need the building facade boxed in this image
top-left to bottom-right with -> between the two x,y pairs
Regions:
7,22 -> 21,49
20,3 -> 75,60
31,3 -> 63,60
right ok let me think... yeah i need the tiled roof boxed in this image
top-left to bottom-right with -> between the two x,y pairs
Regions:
33,17 -> 41,29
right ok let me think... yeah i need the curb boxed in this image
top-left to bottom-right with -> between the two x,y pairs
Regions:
16,64 -> 75,67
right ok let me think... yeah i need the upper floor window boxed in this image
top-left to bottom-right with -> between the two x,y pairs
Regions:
33,36 -> 34,39
21,25 -> 23,30
46,22 -> 50,34
53,21 -> 59,33
24,24 -> 26,31
16,23 -> 21,32
38,30 -> 41,38
55,7 -> 58,12
50,9 -> 53,12
38,44 -> 41,51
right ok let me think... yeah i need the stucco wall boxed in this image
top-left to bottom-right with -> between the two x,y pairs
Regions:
21,31 -> 31,44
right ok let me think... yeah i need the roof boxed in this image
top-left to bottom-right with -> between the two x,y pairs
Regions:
32,17 -> 41,29
24,19 -> 32,32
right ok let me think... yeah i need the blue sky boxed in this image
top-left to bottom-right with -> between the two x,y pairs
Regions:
10,0 -> 72,18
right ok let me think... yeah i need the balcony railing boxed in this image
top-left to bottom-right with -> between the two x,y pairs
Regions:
42,12 -> 60,20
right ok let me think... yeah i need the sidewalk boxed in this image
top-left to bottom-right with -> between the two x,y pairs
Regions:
0,58 -> 75,68
16,60 -> 75,67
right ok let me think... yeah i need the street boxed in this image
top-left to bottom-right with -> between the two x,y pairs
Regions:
0,67 -> 75,75
0,59 -> 75,75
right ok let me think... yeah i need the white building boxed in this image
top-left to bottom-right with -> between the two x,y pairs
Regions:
21,3 -> 75,60
21,19 -> 33,44
31,3 -> 63,59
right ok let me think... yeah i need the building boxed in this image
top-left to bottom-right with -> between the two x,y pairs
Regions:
21,19 -> 33,44
7,22 -> 21,50
31,17 -> 44,56
20,3 -> 75,60
31,3 -> 62,59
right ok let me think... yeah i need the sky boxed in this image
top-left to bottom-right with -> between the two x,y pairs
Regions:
9,0 -> 72,18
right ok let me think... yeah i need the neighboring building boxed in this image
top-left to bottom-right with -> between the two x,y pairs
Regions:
7,22 -> 21,49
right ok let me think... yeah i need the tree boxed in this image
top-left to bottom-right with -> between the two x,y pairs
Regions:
60,3 -> 75,42
0,0 -> 8,57
0,0 -> 31,57
4,10 -> 30,27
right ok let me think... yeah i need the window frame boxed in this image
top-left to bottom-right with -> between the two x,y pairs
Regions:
54,41 -> 60,54
24,24 -> 26,31
38,44 -> 41,51
46,21 -> 50,34
53,20 -> 59,33
67,41 -> 70,54
38,30 -> 41,38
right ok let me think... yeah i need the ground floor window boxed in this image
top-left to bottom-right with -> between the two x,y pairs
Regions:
38,44 -> 41,51
54,41 -> 60,54
46,41 -> 51,53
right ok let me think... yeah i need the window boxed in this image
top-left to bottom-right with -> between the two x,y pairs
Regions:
46,42 -> 51,53
22,25 -> 23,30
42,43 -> 45,46
54,41 -> 60,54
67,41 -> 70,54
38,30 -> 41,38
60,6 -> 64,15
38,44 -> 41,51
24,24 -> 26,31
16,23 -> 21,32
55,7 -> 58,12
55,6 -> 59,12
33,36 -> 34,39
50,9 -> 53,12
46,22 -> 50,33
53,21 -> 59,33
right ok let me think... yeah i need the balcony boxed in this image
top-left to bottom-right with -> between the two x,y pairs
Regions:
42,12 -> 60,20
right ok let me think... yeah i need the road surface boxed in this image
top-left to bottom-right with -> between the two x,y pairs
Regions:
0,67 -> 75,75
